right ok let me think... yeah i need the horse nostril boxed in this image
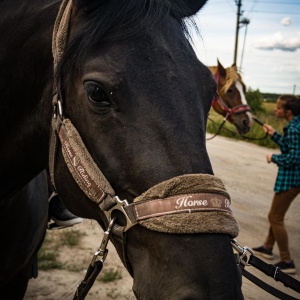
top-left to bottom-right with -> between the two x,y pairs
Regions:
243,119 -> 249,127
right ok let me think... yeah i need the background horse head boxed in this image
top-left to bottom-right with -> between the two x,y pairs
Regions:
209,60 -> 253,135
1,0 -> 243,299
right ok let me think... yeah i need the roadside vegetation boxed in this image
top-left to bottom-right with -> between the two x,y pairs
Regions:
206,88 -> 290,149
38,226 -> 123,285
38,229 -> 85,271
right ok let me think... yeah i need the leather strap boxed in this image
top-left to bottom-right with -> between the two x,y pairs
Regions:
241,267 -> 299,300
73,261 -> 103,300
125,193 -> 231,223
248,255 -> 300,293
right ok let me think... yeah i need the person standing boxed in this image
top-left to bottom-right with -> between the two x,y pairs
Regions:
253,94 -> 300,274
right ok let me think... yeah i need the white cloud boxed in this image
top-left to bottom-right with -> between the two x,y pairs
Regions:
281,17 -> 291,26
254,32 -> 300,52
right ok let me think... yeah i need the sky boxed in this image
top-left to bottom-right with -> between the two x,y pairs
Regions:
190,0 -> 300,95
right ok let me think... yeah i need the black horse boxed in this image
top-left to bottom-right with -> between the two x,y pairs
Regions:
0,0 -> 243,299
0,171 -> 48,299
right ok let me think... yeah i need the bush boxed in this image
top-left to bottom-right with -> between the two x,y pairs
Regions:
246,87 -> 265,114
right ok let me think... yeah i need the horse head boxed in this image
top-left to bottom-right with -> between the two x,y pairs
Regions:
52,0 -> 215,219
209,60 -> 253,135
49,0 -> 243,298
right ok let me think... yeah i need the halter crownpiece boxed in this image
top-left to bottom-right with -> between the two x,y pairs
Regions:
52,0 -> 72,72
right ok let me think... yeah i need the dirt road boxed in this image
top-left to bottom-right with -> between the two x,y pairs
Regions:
25,135 -> 300,300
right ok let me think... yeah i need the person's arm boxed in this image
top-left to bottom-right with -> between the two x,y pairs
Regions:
271,127 -> 300,167
263,124 -> 283,147
270,131 -> 284,147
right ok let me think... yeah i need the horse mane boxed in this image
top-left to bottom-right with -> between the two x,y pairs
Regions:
57,0 -> 197,81
220,65 -> 246,93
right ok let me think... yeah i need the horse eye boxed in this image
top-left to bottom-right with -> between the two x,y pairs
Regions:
85,82 -> 110,106
227,88 -> 233,93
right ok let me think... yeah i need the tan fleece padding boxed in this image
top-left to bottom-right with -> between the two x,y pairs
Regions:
52,0 -> 72,70
60,118 -> 115,201
134,174 -> 239,237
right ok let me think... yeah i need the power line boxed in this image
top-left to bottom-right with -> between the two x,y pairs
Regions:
251,10 -> 300,14
243,1 -> 300,4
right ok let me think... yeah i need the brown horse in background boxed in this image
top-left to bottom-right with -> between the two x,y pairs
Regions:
209,60 -> 253,135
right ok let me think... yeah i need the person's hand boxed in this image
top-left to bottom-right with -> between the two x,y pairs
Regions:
266,153 -> 273,163
263,124 -> 275,135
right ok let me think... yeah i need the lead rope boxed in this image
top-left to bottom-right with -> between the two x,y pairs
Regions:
207,115 -> 268,141
73,219 -> 116,300
232,239 -> 300,299
206,112 -> 230,140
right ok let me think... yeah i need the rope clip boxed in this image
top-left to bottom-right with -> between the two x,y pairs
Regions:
91,218 -> 116,267
231,239 -> 253,266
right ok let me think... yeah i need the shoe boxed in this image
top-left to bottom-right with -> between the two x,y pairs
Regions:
274,260 -> 296,274
48,192 -> 83,227
252,245 -> 274,259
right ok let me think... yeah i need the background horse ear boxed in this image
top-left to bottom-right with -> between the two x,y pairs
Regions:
172,0 -> 208,18
217,59 -> 227,77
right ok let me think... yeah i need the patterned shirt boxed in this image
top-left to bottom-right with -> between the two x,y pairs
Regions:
271,115 -> 300,192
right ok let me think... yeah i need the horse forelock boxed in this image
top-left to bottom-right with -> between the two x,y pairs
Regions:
220,67 -> 246,94
56,0 -> 197,81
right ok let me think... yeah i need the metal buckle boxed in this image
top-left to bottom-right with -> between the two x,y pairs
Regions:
231,239 -> 253,266
52,94 -> 63,120
104,196 -> 137,232
57,99 -> 63,119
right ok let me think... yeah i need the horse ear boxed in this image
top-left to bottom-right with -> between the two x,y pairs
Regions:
174,0 -> 208,18
217,60 -> 226,77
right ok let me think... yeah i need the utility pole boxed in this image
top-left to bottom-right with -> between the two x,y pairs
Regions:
233,0 -> 242,65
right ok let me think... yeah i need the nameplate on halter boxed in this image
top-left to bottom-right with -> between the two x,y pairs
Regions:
58,125 -> 106,203
129,193 -> 231,221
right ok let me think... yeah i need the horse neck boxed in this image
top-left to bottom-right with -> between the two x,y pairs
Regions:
0,0 -> 59,199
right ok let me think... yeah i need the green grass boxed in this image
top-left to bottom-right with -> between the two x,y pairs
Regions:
38,247 -> 62,270
60,230 -> 84,247
207,102 -> 287,149
37,229 -> 84,271
99,268 -> 122,283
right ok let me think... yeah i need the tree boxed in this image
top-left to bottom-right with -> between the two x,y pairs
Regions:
246,87 -> 265,113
